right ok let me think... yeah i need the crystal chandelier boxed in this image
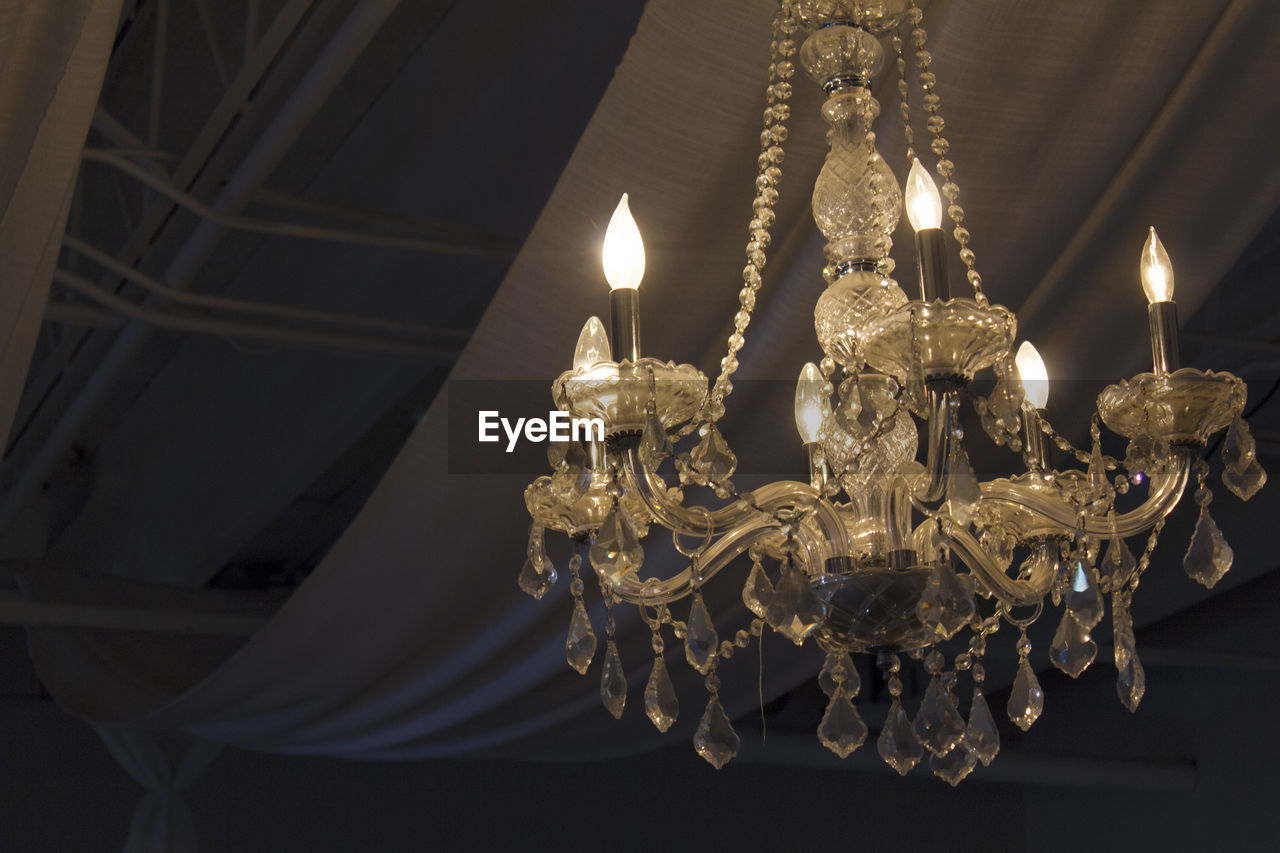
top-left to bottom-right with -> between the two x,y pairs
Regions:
517,0 -> 1267,783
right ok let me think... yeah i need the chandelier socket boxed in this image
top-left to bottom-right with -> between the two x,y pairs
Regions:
1148,301 -> 1181,376
609,289 -> 642,362
914,228 -> 949,301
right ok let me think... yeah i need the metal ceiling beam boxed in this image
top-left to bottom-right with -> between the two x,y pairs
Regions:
0,0 -> 405,538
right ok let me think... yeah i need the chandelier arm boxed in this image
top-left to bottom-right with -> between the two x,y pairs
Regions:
621,447 -> 853,556
946,526 -> 1054,608
914,387 -> 954,505
606,519 -> 782,605
978,448 -> 1193,540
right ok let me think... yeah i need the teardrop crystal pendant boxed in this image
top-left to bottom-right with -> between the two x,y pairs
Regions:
1220,418 -> 1266,501
1112,593 -> 1145,712
687,424 -> 738,491
763,563 -> 826,644
818,651 -> 859,697
518,556 -> 557,600
1064,557 -> 1105,630
640,405 -> 674,466
1049,610 -> 1097,678
589,508 -> 644,586
693,695 -> 740,770
944,443 -> 981,527
1101,534 -> 1136,589
644,656 -> 679,733
1183,504 -> 1233,589
878,699 -> 925,775
600,640 -> 627,719
1007,660 -> 1044,731
930,737 -> 978,786
565,599 -> 597,675
742,561 -> 775,619
917,562 -> 976,641
966,691 -> 1000,766
817,686 -> 868,758
685,594 -> 719,675
913,675 -> 967,756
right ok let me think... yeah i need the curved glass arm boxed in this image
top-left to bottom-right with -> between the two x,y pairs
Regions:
621,447 -> 852,555
979,447 -> 1191,539
946,525 -> 1053,607
915,388 -> 953,504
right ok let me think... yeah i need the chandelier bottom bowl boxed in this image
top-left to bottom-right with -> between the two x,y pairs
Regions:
812,563 -> 936,652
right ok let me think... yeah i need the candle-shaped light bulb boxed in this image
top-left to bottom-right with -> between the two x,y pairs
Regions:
905,158 -> 943,232
573,316 -> 610,370
1140,226 -> 1174,303
602,193 -> 644,290
794,362 -> 825,444
1015,341 -> 1050,409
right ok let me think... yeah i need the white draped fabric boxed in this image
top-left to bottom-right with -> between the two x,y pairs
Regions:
25,0 -> 1280,762
0,0 -> 121,449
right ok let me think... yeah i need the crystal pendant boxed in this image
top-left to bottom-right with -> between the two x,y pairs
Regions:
518,556 -> 557,600
687,424 -> 737,492
589,508 -> 644,585
1116,648 -> 1146,713
981,359 -> 1024,446
763,563 -> 826,645
1084,440 -> 1109,505
693,696 -> 740,769
600,641 -> 627,719
1183,505 -> 1233,589
1049,611 -> 1097,678
818,651 -> 859,697
640,406 -> 673,466
930,737 -> 978,786
565,599 -> 597,675
966,691 -> 1000,766
685,594 -> 719,675
644,656 -> 679,733
878,699 -> 925,775
913,675 -> 967,756
1221,418 -> 1267,500
1101,535 -> 1136,589
1064,557 -> 1104,630
1007,660 -> 1044,731
1125,431 -> 1168,479
742,561 -> 775,619
944,443 -> 981,527
917,562 -> 975,641
1222,460 -> 1267,501
1112,593 -> 1145,712
818,686 -> 868,758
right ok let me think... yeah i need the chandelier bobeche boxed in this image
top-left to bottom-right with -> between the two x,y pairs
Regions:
517,0 -> 1266,782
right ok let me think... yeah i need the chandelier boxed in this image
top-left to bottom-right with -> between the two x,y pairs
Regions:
516,0 -> 1266,783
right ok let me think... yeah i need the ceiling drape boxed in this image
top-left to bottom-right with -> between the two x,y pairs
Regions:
25,0 -> 1280,761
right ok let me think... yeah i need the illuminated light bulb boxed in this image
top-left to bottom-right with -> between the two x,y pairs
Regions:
573,316 -> 610,370
905,158 -> 943,232
602,193 -> 645,290
1140,226 -> 1174,304
1015,341 -> 1050,409
794,362 -> 825,444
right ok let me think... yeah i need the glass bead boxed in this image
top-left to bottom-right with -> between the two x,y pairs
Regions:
932,137 -> 950,156
705,673 -> 721,692
746,249 -> 766,268
907,7 -> 923,24
739,289 -> 756,309
915,49 -> 932,66
959,247 -> 976,265
742,265 -> 761,286
941,180 -> 959,199
733,310 -> 751,330
919,71 -> 936,87
966,270 -> 982,287
570,577 -> 584,596
1016,636 -> 1032,657
735,629 -> 751,648
936,159 -> 955,178
728,331 -> 745,350
772,102 -> 791,121
771,82 -> 792,99
953,226 -> 970,244
911,28 -> 928,47
927,115 -> 945,134
750,619 -> 764,636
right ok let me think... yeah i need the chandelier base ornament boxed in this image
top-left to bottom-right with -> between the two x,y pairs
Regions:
515,0 -> 1263,783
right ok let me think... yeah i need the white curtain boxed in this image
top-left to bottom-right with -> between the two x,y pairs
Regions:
0,0 -> 122,448
24,0 -> 1280,762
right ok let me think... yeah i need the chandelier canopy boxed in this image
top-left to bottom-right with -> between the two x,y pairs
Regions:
516,0 -> 1265,783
